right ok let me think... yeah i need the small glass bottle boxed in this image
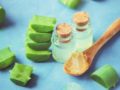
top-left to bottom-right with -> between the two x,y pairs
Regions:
72,12 -> 93,52
52,23 -> 75,63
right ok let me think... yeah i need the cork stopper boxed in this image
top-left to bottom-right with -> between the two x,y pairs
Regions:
56,23 -> 72,38
73,12 -> 89,26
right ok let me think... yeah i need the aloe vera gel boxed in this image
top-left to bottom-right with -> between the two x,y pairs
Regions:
73,12 -> 93,51
52,23 -> 75,63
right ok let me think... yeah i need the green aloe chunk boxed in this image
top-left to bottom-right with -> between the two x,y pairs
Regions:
0,6 -> 6,23
64,82 -> 82,90
26,45 -> 51,62
91,65 -> 119,89
60,0 -> 81,8
26,37 -> 51,50
10,73 -> 30,86
10,63 -> 33,86
30,15 -> 56,33
0,47 -> 15,69
27,27 -> 52,43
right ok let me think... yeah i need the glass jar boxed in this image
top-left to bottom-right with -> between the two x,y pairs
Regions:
52,23 -> 75,63
73,12 -> 93,52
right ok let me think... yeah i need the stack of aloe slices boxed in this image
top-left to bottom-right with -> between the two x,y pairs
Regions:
25,15 -> 57,62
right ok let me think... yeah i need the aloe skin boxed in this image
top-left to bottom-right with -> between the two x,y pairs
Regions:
0,47 -> 15,69
26,37 -> 51,50
0,5 -> 6,23
26,46 -> 51,62
91,65 -> 119,90
30,15 -> 56,33
60,0 -> 81,8
27,27 -> 52,43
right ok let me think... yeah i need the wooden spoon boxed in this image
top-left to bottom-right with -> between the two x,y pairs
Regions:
64,19 -> 120,76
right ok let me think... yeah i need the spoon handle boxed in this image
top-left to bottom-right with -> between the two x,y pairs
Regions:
88,19 -> 120,58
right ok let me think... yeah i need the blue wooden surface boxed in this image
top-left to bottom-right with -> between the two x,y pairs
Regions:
0,0 -> 120,90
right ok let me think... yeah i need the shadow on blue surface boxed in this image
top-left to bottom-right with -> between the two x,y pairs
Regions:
26,74 -> 39,88
0,62 -> 14,72
76,0 -> 87,11
113,80 -> 120,90
0,16 -> 15,29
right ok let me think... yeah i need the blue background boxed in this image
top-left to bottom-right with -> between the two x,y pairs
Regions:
0,0 -> 120,90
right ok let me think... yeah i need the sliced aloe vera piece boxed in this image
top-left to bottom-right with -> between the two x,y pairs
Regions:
27,27 -> 52,43
60,0 -> 81,8
10,63 -> 33,86
26,37 -> 51,50
91,65 -> 119,89
0,47 -> 15,69
30,15 -> 56,33
10,73 -> 30,86
26,45 -> 51,62
0,6 -> 6,23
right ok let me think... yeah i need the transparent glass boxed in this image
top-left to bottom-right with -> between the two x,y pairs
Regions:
73,23 -> 93,52
51,31 -> 75,63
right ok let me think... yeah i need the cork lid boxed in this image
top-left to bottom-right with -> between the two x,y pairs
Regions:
56,23 -> 72,38
73,12 -> 89,26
